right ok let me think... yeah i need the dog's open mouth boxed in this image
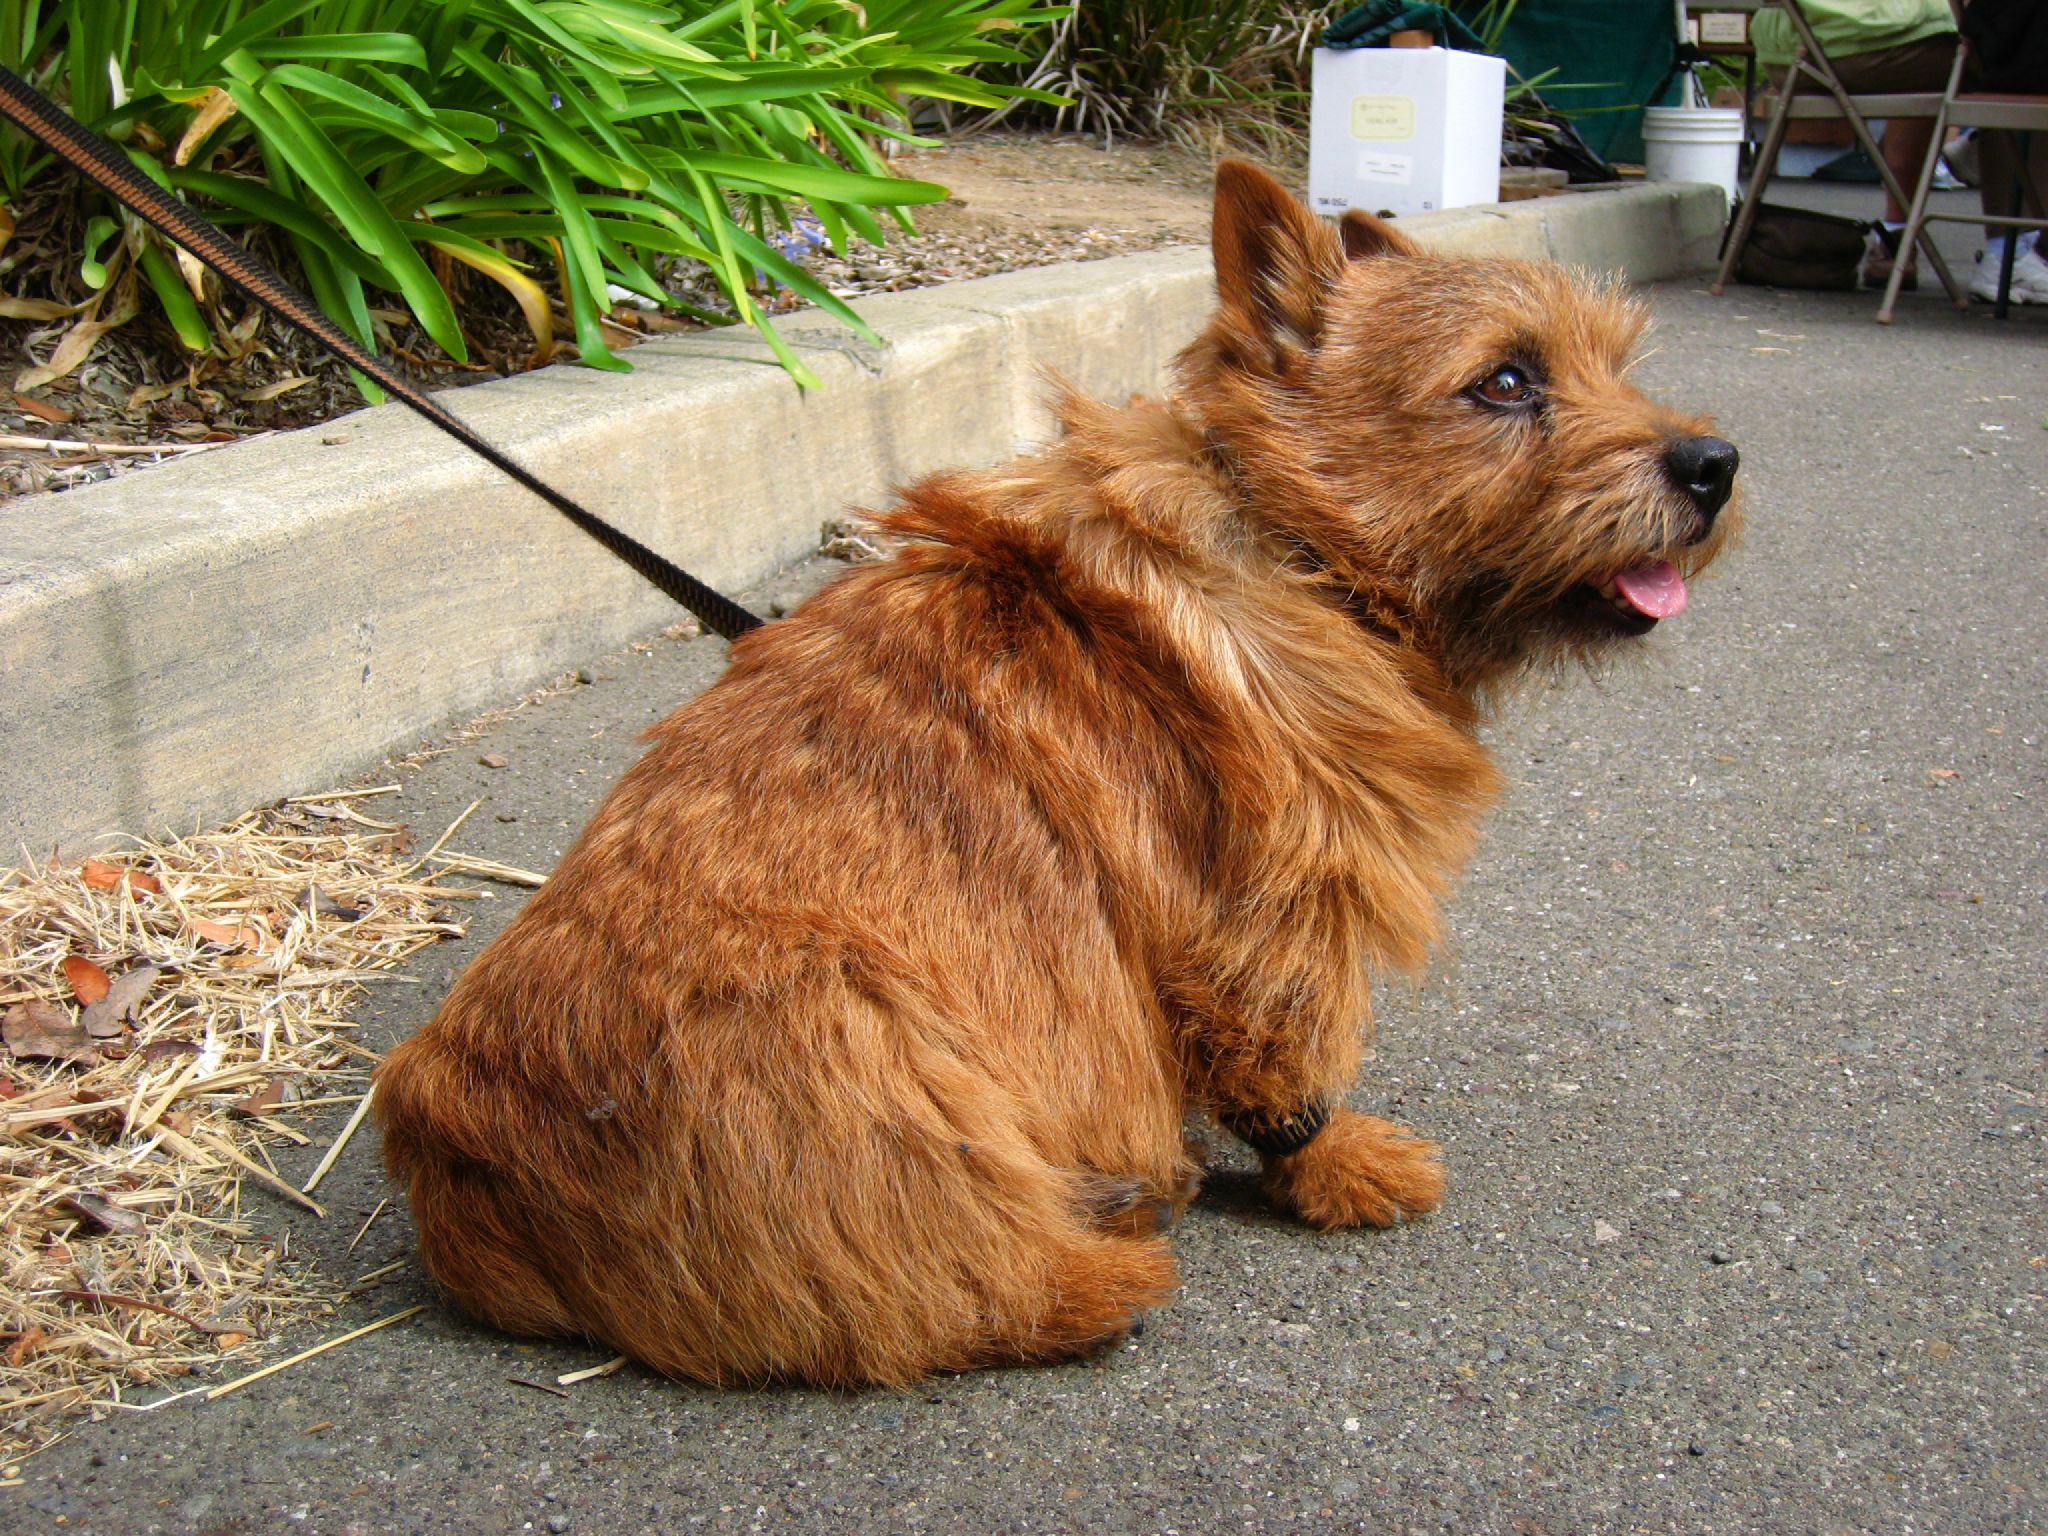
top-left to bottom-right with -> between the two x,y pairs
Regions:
1579,560 -> 1688,635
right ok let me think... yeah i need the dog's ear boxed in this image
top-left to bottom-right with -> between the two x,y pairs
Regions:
1212,159 -> 1351,352
1338,208 -> 1423,262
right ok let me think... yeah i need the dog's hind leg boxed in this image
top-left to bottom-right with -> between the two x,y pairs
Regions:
1075,1136 -> 1208,1238
949,1229 -> 1180,1370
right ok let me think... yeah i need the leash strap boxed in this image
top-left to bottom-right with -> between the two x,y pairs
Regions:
0,64 -> 763,641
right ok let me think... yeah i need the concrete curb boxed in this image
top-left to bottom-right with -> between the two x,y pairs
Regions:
3,182 -> 1725,852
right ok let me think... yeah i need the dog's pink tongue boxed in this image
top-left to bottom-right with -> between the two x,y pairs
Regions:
1612,560 -> 1688,619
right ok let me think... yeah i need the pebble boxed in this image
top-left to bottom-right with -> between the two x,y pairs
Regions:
576,667 -> 596,684
1709,1248 -> 1736,1265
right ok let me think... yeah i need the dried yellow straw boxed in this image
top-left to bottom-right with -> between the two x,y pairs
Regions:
204,1306 -> 423,1401
301,1085 -> 376,1195
556,1353 -> 630,1387
0,804 -> 481,1461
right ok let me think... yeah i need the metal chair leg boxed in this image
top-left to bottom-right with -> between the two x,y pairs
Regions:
1881,103 -> 1953,322
1714,80 -> 1799,296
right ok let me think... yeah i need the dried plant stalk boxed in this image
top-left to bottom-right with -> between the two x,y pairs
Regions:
0,804 -> 472,1461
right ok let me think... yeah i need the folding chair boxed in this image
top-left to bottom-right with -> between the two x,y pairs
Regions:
1878,0 -> 2048,323
1711,0 -> 1965,305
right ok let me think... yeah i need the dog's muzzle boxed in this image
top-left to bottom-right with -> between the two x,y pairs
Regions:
1665,435 -> 1739,530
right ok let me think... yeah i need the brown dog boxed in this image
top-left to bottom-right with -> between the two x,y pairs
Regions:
376,160 -> 1739,1386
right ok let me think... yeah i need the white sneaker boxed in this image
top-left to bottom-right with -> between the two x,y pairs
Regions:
1970,237 -> 2048,304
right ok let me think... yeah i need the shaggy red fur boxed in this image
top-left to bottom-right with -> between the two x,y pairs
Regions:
376,161 -> 1739,1385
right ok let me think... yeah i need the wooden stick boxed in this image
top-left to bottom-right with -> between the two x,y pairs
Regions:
399,801 -> 479,879
347,1198 -> 388,1253
428,852 -> 547,888
556,1353 -> 629,1386
6,1098 -> 125,1131
204,1306 -> 423,1400
301,1084 -> 374,1195
286,786 -> 401,804
128,1051 -> 208,1138
159,1127 -> 326,1218
507,1376 -> 571,1399
0,433 -> 226,456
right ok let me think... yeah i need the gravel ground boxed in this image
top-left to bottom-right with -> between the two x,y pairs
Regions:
8,186 -> 2047,1535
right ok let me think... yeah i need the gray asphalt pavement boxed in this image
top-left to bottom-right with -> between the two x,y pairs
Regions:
13,186 -> 2048,1535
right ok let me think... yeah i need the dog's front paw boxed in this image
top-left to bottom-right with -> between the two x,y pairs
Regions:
1259,1108 -> 1444,1230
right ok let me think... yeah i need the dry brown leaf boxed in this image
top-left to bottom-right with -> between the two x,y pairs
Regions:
15,275 -> 140,392
61,1192 -> 149,1237
299,884 -> 366,922
11,390 -> 73,423
237,374 -> 315,403
4,1327 -> 46,1366
0,295 -> 76,322
80,963 -> 160,1039
231,1078 -> 287,1118
187,917 -> 264,949
2,1000 -> 97,1066
138,1038 -> 201,1063
126,379 -> 184,410
78,858 -> 162,896
173,88 -> 240,165
5,1327 -> 46,1367
174,246 -> 210,306
61,955 -> 111,1005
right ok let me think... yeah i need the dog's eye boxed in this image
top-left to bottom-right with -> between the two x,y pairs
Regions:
1472,365 -> 1540,408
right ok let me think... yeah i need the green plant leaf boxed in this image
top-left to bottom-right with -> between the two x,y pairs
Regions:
170,166 -> 399,285
193,0 -> 327,75
245,33 -> 432,68
137,240 -> 213,352
80,215 -> 120,289
660,150 -> 946,207
263,64 -> 489,174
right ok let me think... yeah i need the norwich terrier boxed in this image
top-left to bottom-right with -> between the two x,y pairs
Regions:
376,161 -> 1739,1385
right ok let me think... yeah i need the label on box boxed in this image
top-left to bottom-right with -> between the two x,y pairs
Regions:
1349,95 -> 1416,140
1355,151 -> 1413,185
1700,13 -> 1747,44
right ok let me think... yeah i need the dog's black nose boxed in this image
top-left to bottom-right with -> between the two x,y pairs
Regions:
1665,435 -> 1739,521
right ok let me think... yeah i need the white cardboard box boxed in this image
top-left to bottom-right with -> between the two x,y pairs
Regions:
1308,46 -> 1505,218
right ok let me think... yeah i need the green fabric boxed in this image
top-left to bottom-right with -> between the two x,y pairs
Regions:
1473,0 -> 1678,163
1323,1 -> 1485,51
1750,0 -> 1956,69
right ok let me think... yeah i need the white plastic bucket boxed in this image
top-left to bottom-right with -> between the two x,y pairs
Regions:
1641,106 -> 1744,207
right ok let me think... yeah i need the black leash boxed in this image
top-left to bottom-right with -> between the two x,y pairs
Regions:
0,64 -> 763,641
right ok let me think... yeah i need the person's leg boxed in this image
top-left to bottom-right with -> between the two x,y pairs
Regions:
1879,120 -> 1937,223
1825,37 -> 1959,281
1971,131 -> 2048,303
1977,131 -> 2047,229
